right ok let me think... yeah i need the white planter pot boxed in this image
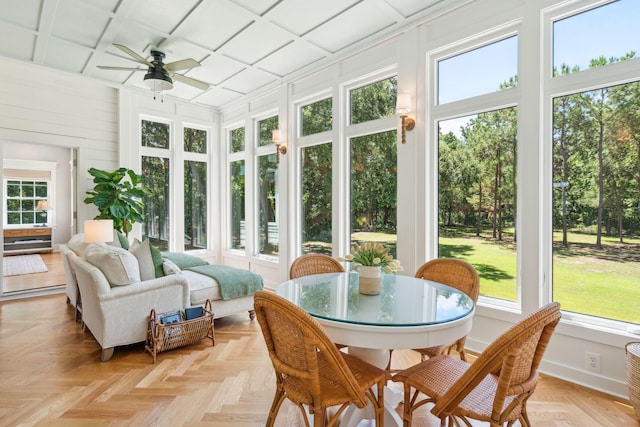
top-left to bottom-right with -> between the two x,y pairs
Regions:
358,265 -> 382,295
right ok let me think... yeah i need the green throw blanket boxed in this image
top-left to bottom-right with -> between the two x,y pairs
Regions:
185,265 -> 263,300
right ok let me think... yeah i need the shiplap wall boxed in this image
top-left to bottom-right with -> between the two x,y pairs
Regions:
0,56 -> 119,230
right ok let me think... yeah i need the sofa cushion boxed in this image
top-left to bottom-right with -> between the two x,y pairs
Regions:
162,252 -> 209,269
67,233 -> 89,258
85,243 -> 140,286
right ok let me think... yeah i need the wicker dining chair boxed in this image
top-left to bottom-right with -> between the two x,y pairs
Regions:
392,302 -> 561,427
289,253 -> 345,279
254,290 -> 386,427
412,258 -> 480,362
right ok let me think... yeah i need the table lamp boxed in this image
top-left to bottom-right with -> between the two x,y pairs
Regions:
36,200 -> 50,227
84,219 -> 114,243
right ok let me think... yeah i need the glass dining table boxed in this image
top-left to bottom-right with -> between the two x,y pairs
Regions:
275,271 -> 475,427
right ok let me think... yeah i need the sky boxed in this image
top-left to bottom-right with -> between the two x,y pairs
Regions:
438,0 -> 640,138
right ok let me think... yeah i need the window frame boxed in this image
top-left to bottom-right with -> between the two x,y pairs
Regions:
428,25 -> 521,311
542,0 -> 640,332
3,159 -> 57,228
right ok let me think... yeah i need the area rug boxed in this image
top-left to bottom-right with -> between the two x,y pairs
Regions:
3,254 -> 48,277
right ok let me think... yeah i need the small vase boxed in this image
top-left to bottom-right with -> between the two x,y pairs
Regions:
358,265 -> 382,295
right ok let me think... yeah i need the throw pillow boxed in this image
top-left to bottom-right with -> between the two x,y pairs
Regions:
85,243 -> 141,286
106,229 -> 130,250
130,239 -> 155,281
162,252 -> 209,269
149,243 -> 164,278
162,258 -> 181,275
130,239 -> 165,280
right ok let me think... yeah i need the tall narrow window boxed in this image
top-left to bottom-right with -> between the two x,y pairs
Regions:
301,143 -> 332,254
257,116 -> 279,256
230,127 -> 246,250
438,109 -> 518,301
141,119 -> 171,251
184,127 -> 208,250
348,77 -> 398,257
350,130 -> 397,256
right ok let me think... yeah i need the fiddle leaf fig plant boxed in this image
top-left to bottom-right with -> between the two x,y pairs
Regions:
83,167 -> 150,235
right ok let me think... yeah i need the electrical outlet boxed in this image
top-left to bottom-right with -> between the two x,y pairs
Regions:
586,352 -> 600,372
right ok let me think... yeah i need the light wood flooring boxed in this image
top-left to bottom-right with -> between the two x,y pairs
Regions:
0,294 -> 638,426
2,251 -> 66,293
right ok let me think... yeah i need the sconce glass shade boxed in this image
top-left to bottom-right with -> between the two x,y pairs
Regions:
84,219 -> 114,243
272,129 -> 283,143
36,200 -> 50,211
396,93 -> 412,115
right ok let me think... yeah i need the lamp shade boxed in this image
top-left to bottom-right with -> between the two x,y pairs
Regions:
272,129 -> 283,143
84,219 -> 114,243
396,93 -> 412,114
36,200 -> 50,211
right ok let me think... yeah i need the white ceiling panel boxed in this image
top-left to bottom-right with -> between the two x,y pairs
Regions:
43,39 -> 93,73
305,2 -> 397,53
0,0 -> 464,109
268,0 -> 360,36
230,0 -> 280,16
51,2 -> 111,48
188,55 -> 246,86
218,21 -> 293,65
0,0 -> 41,29
174,1 -> 254,51
257,40 -> 326,77
223,67 -> 278,94
128,0 -> 201,35
0,23 -> 35,61
384,0 -> 447,18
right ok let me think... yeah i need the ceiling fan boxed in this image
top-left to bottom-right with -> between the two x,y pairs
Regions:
98,43 -> 210,93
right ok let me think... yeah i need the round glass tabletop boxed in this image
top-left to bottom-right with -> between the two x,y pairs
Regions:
276,272 -> 474,327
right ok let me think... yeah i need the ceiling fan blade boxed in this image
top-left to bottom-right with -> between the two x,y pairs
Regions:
97,66 -> 145,71
171,73 -> 210,90
113,43 -> 154,67
164,58 -> 201,72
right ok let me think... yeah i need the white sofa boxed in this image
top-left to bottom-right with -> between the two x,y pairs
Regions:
61,234 -> 256,361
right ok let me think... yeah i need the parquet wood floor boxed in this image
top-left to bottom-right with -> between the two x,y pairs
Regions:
0,294 -> 637,426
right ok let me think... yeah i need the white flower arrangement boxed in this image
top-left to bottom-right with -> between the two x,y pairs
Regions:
337,242 -> 403,274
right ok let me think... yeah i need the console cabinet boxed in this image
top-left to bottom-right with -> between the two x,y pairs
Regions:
3,228 -> 53,255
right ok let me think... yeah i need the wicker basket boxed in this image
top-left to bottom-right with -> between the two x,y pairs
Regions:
145,299 -> 215,363
626,341 -> 640,419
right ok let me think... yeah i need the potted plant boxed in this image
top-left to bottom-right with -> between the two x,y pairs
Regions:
337,242 -> 402,295
83,167 -> 149,236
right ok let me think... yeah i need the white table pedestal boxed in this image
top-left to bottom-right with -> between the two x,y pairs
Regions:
340,347 -> 404,427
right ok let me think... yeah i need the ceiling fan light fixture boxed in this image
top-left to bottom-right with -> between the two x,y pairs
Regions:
143,69 -> 173,92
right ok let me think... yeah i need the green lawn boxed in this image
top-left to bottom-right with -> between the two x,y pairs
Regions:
439,231 -> 640,324
348,229 -> 640,324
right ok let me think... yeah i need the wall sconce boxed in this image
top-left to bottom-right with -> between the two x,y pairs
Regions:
272,130 -> 287,163
396,93 -> 415,144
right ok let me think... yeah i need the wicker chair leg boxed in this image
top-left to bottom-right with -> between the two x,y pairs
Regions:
265,390 -> 286,427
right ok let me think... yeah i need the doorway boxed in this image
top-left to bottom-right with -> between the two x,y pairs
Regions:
1,143 -> 77,297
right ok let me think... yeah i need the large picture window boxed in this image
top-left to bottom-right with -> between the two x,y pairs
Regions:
438,108 -> 518,301
550,0 -> 640,327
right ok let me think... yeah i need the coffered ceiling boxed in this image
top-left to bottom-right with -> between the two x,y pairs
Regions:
0,0 -> 462,109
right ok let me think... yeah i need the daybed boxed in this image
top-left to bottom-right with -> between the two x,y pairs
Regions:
60,233 -> 260,361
